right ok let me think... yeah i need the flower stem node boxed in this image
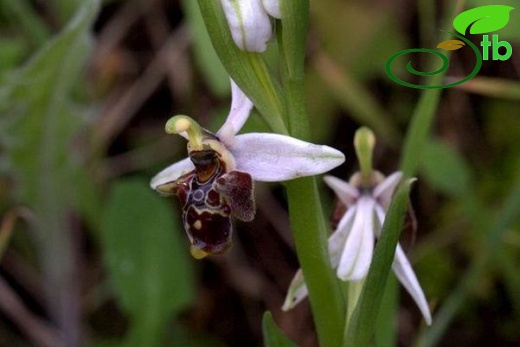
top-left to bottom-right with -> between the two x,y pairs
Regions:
151,81 -> 345,258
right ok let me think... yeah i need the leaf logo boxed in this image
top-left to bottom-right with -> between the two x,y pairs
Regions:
453,5 -> 515,35
386,4 -> 513,89
437,40 -> 465,51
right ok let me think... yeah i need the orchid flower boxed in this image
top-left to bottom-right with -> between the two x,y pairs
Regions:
150,81 -> 345,259
219,0 -> 281,52
283,128 -> 432,326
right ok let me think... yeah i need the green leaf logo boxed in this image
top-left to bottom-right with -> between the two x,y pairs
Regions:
437,39 -> 466,50
453,5 -> 515,35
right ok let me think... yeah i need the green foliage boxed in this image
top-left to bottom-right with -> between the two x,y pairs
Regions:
263,312 -> 299,347
101,179 -> 195,347
0,0 -> 51,47
420,139 -> 472,198
181,0 -> 230,97
0,0 -> 100,333
0,0 -> 98,206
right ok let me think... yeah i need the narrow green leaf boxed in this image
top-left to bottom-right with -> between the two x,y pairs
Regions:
375,276 -> 398,347
101,179 -> 195,347
344,180 -> 414,347
420,139 -> 473,197
397,2 -> 465,176
453,5 -> 515,35
263,312 -> 299,347
399,87 -> 442,177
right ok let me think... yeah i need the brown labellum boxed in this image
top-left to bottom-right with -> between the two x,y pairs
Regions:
157,147 -> 255,257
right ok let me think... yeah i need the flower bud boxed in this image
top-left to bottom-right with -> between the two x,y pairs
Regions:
261,0 -> 282,18
219,0 -> 272,52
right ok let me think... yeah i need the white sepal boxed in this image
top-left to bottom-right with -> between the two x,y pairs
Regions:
373,171 -> 403,207
150,157 -> 194,190
324,175 -> 360,207
328,206 -> 357,268
231,133 -> 345,182
392,244 -> 432,325
337,197 -> 375,281
281,269 -> 308,311
217,79 -> 254,146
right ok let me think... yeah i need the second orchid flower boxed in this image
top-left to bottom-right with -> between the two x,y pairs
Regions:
283,128 -> 432,326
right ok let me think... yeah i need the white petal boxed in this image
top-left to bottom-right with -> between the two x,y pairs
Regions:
373,171 -> 403,207
261,0 -> 282,18
219,0 -> 272,52
328,205 -> 357,269
373,204 -> 386,238
393,244 -> 432,325
217,79 -> 254,146
150,157 -> 194,189
282,269 -> 308,311
337,197 -> 375,281
231,133 -> 345,182
323,175 -> 360,207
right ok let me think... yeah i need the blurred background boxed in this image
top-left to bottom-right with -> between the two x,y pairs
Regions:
0,0 -> 519,346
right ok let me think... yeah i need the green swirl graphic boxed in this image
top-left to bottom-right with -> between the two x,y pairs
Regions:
385,31 -> 483,89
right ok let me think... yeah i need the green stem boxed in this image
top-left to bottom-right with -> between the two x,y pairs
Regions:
280,1 -> 344,346
286,178 -> 345,347
347,280 -> 365,325
277,0 -> 344,346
